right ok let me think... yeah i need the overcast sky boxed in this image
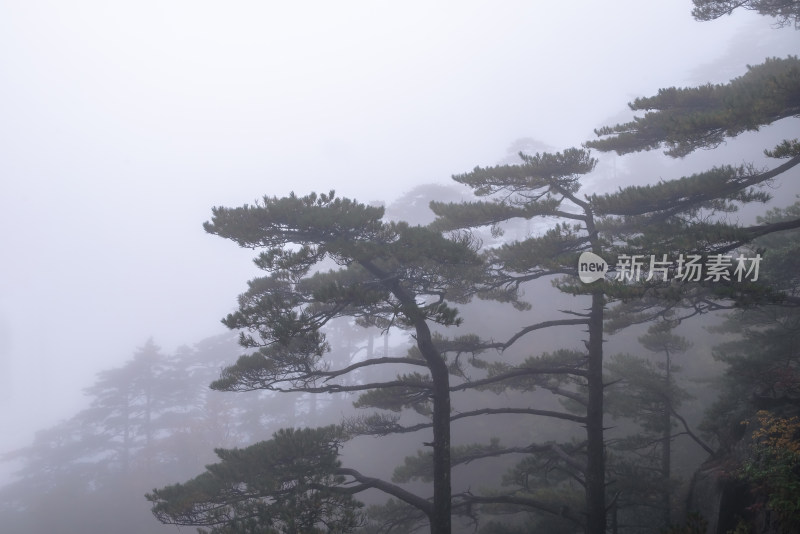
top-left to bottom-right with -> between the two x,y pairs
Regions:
0,1 -> 797,472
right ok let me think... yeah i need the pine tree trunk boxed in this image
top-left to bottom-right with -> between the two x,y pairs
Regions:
361,258 -> 452,533
585,291 -> 606,534
662,350 -> 672,526
145,376 -> 153,473
123,383 -> 131,474
415,321 -> 451,534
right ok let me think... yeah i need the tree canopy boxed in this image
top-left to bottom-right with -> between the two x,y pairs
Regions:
586,56 -> 800,158
149,7 -> 800,534
148,427 -> 363,534
423,49 -> 800,531
691,0 -> 800,28
150,191 -> 490,534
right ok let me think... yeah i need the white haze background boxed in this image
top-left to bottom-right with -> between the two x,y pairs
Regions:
0,1 -> 797,481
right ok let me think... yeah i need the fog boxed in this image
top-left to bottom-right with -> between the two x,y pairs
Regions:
1,2 -> 798,530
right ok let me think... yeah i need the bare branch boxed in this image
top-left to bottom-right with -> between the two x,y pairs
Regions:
503,318 -> 591,349
670,407 -> 715,455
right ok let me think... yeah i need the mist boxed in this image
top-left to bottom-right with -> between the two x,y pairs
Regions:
1,2 -> 799,533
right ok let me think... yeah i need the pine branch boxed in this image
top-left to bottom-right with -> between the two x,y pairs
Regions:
502,318 -> 591,349
453,493 -> 585,527
335,467 -> 434,516
670,407 -> 715,455
320,356 -> 429,383
450,365 -> 588,393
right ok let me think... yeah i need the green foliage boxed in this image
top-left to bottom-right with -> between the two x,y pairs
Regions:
501,448 -> 579,490
738,411 -> 800,533
203,190 -> 385,251
210,336 -> 330,392
429,103 -> 798,533
590,164 -> 773,219
361,499 -> 429,533
175,190 -> 490,533
393,449 -> 434,484
352,373 -> 433,415
449,148 -> 596,197
155,19 -> 800,534
429,198 -> 561,233
753,199 -> 800,293
208,191 -> 483,352
639,319 -> 691,355
478,350 -> 586,395
147,426 -> 363,534
431,148 -> 597,246
765,138 -> 800,158
492,222 -> 588,275
691,0 -> 800,28
392,439 -> 505,484
587,56 -> 800,157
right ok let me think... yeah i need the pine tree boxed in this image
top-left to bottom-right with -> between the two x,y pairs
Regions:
148,427 -> 364,534
428,52 -> 799,528
151,21 -> 799,534
701,200 -> 800,445
585,56 -> 800,159
0,334 -> 257,534
605,318 -> 714,527
149,191 -> 485,534
584,49 -> 800,462
430,148 -> 610,533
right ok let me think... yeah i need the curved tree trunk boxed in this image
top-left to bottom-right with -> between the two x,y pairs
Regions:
415,319 -> 452,534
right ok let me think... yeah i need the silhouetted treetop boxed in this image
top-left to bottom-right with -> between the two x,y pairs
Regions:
587,56 -> 800,157
147,426 -> 364,534
691,0 -> 800,28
